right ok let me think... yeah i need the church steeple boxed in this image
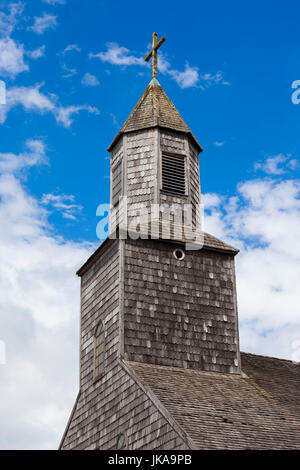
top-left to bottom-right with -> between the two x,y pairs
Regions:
60,34 -> 243,451
108,77 -> 202,152
109,32 -> 201,152
108,36 -> 205,242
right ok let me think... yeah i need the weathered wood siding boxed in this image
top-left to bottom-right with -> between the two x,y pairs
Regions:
110,136 -> 123,233
123,238 -> 240,374
79,241 -> 120,390
126,129 -> 156,223
60,240 -> 188,450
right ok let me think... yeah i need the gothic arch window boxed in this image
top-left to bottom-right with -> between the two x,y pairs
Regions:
94,321 -> 105,378
116,433 -> 127,450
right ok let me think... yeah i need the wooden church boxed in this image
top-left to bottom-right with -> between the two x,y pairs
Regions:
60,34 -> 300,450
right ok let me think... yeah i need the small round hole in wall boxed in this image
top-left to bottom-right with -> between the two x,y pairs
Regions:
173,248 -> 185,261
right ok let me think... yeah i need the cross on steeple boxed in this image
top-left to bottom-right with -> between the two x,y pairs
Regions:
144,32 -> 166,79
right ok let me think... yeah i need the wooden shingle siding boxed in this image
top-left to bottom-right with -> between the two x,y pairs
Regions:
188,142 -> 201,228
127,358 -> 300,449
60,239 -> 188,450
110,137 -> 123,231
60,74 -> 300,450
80,241 -> 120,390
110,136 -> 123,168
123,238 -> 240,374
112,161 -> 123,206
126,129 -> 156,223
61,362 -> 188,450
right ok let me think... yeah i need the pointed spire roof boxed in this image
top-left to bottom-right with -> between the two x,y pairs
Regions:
108,78 -> 202,152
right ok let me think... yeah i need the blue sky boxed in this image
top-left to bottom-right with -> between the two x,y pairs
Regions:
1,0 -> 300,241
1,0 -> 300,450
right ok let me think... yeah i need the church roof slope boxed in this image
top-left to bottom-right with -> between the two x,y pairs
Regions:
124,353 -> 300,449
203,232 -> 239,254
76,232 -> 239,277
241,352 -> 300,420
108,78 -> 202,152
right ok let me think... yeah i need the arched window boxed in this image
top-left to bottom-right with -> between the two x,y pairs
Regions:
94,321 -> 105,378
116,433 -> 127,450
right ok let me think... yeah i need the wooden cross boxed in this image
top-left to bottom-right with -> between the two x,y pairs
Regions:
144,32 -> 166,79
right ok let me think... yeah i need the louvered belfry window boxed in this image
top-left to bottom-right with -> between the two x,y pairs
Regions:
112,162 -> 122,206
162,153 -> 185,195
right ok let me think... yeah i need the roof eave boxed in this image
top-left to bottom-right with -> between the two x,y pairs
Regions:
108,125 -> 203,153
76,237 -> 117,277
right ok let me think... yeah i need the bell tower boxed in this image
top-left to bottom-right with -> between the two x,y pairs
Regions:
60,34 -> 241,450
108,76 -> 203,240
109,33 -> 203,242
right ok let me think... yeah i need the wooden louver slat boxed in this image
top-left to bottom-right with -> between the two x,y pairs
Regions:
162,154 -> 185,195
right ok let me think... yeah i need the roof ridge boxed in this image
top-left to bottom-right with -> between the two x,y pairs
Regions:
241,351 -> 299,365
203,231 -> 239,254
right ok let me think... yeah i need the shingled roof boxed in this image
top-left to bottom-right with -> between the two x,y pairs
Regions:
108,78 -> 202,152
76,232 -> 238,277
203,232 -> 239,254
125,353 -> 300,449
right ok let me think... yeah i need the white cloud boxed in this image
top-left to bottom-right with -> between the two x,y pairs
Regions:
0,6 -> 46,77
110,112 -> 119,127
254,153 -> 297,175
214,141 -> 225,147
0,83 -> 99,127
28,13 -> 57,35
0,139 -> 47,173
41,193 -> 83,220
157,55 -> 227,89
0,2 -> 24,37
168,64 -> 199,88
166,64 -> 229,89
200,71 -> 230,87
0,139 -> 92,449
90,42 -> 228,89
55,104 -> 99,127
0,84 -> 55,123
202,192 -> 223,209
0,38 -> 28,78
26,45 -> 46,60
89,42 -> 145,66
203,175 -> 300,360
81,72 -> 99,87
61,63 -> 77,78
41,0 -> 66,4
60,44 -> 81,55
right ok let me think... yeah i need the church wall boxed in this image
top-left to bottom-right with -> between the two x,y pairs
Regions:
80,240 -> 120,390
126,129 -> 157,223
60,240 -> 189,450
188,140 -> 201,228
61,362 -> 189,450
111,135 -> 123,167
110,137 -> 123,233
123,238 -> 240,374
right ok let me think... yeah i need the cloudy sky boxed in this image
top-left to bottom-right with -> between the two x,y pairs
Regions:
0,0 -> 300,450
